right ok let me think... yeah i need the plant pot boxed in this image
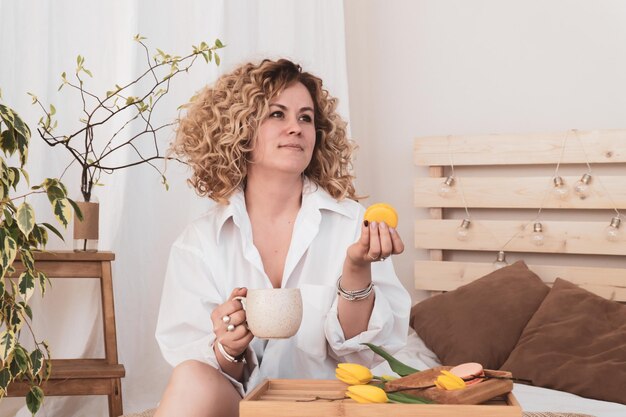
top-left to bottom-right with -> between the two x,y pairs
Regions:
73,200 -> 99,252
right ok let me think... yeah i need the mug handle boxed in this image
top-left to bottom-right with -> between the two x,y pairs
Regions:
233,295 -> 247,310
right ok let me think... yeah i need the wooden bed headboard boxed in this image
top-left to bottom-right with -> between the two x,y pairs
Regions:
414,130 -> 626,301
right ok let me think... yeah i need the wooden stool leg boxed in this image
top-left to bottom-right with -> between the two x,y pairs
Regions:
108,378 -> 123,417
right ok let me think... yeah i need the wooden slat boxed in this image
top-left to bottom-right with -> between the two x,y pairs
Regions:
414,176 -> 626,209
7,379 -> 115,397
242,401 -> 520,417
415,219 -> 626,255
5,359 -> 125,397
414,261 -> 626,301
414,130 -> 626,166
46,359 -> 125,379
30,251 -> 115,261
10,261 -> 102,278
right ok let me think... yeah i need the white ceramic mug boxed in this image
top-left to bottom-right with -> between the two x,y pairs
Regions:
234,288 -> 303,339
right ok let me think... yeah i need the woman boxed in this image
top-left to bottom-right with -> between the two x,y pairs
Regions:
155,59 -> 411,417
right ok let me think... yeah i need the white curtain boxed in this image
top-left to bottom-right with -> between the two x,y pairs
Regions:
0,0 -> 350,415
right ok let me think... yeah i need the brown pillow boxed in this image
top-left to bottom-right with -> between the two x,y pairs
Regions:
501,278 -> 626,404
410,260 -> 549,369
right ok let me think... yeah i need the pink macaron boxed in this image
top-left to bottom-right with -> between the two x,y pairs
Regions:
449,362 -> 485,386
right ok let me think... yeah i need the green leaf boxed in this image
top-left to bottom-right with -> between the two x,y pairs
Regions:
0,330 -> 15,361
20,301 -> 33,320
30,349 -> 44,377
19,168 -> 30,186
387,391 -> 434,404
361,343 -> 420,377
215,38 -> 224,48
18,271 -> 35,302
32,224 -> 49,247
0,367 -> 11,392
14,345 -> 30,372
45,183 -> 66,203
17,201 -> 35,237
1,128 -> 17,155
9,356 -> 22,378
20,249 -> 35,273
1,235 -> 18,269
214,52 -> 221,66
41,222 -> 65,241
38,271 -> 49,297
52,198 -> 71,227
0,104 -> 30,140
9,167 -> 20,189
26,385 -> 44,414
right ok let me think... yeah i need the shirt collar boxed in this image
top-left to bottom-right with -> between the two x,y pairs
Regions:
215,178 -> 356,242
301,178 -> 355,219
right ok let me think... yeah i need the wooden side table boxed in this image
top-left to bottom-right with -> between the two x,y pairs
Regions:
7,251 -> 125,417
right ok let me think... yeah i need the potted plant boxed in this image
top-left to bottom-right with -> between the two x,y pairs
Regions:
29,35 -> 225,251
0,99 -> 77,414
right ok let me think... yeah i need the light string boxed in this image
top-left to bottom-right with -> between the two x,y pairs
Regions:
446,135 -> 471,221
572,130 -> 622,219
441,130 -> 622,267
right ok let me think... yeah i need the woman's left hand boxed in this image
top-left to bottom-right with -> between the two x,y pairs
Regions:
346,220 -> 404,267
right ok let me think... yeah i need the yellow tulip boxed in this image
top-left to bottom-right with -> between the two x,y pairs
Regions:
346,385 -> 388,403
435,370 -> 466,390
335,363 -> 373,385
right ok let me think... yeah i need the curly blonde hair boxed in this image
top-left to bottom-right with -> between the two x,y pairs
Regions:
172,58 -> 357,204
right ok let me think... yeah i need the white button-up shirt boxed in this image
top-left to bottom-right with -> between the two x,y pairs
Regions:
156,181 -> 411,395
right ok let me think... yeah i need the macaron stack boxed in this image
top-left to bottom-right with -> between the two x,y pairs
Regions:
449,362 -> 485,386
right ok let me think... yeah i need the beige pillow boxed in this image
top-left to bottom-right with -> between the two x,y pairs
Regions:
410,260 -> 550,369
501,278 -> 626,405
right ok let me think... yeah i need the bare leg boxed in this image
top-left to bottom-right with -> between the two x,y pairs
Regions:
155,360 -> 242,417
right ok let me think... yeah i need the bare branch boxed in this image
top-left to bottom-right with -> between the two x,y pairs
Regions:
33,38 -> 225,199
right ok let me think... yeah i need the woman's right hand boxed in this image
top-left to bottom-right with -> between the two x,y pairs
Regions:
211,287 -> 254,359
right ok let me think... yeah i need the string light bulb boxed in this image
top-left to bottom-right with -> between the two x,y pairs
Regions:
530,222 -> 545,246
492,251 -> 509,269
573,173 -> 592,199
552,176 -> 570,200
605,216 -> 621,242
438,176 -> 457,198
455,218 -> 471,241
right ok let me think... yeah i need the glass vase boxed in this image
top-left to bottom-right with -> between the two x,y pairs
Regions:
73,196 -> 99,252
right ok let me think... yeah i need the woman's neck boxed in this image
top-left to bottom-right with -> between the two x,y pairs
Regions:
244,173 -> 304,217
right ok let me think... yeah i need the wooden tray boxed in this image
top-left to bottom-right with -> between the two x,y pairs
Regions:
240,379 -> 522,417
385,366 -> 513,405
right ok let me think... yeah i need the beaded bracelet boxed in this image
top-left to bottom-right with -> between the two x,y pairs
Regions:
216,341 -> 247,364
336,276 -> 374,301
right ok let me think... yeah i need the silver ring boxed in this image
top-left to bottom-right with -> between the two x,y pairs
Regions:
226,324 -> 235,332
222,315 -> 231,324
368,254 -> 380,261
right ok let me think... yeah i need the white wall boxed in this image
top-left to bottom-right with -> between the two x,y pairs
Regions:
344,0 -> 626,301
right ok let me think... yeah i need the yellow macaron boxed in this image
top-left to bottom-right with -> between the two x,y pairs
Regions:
364,203 -> 398,228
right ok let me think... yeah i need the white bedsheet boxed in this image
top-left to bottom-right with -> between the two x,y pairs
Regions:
513,383 -> 626,417
370,330 -> 626,417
